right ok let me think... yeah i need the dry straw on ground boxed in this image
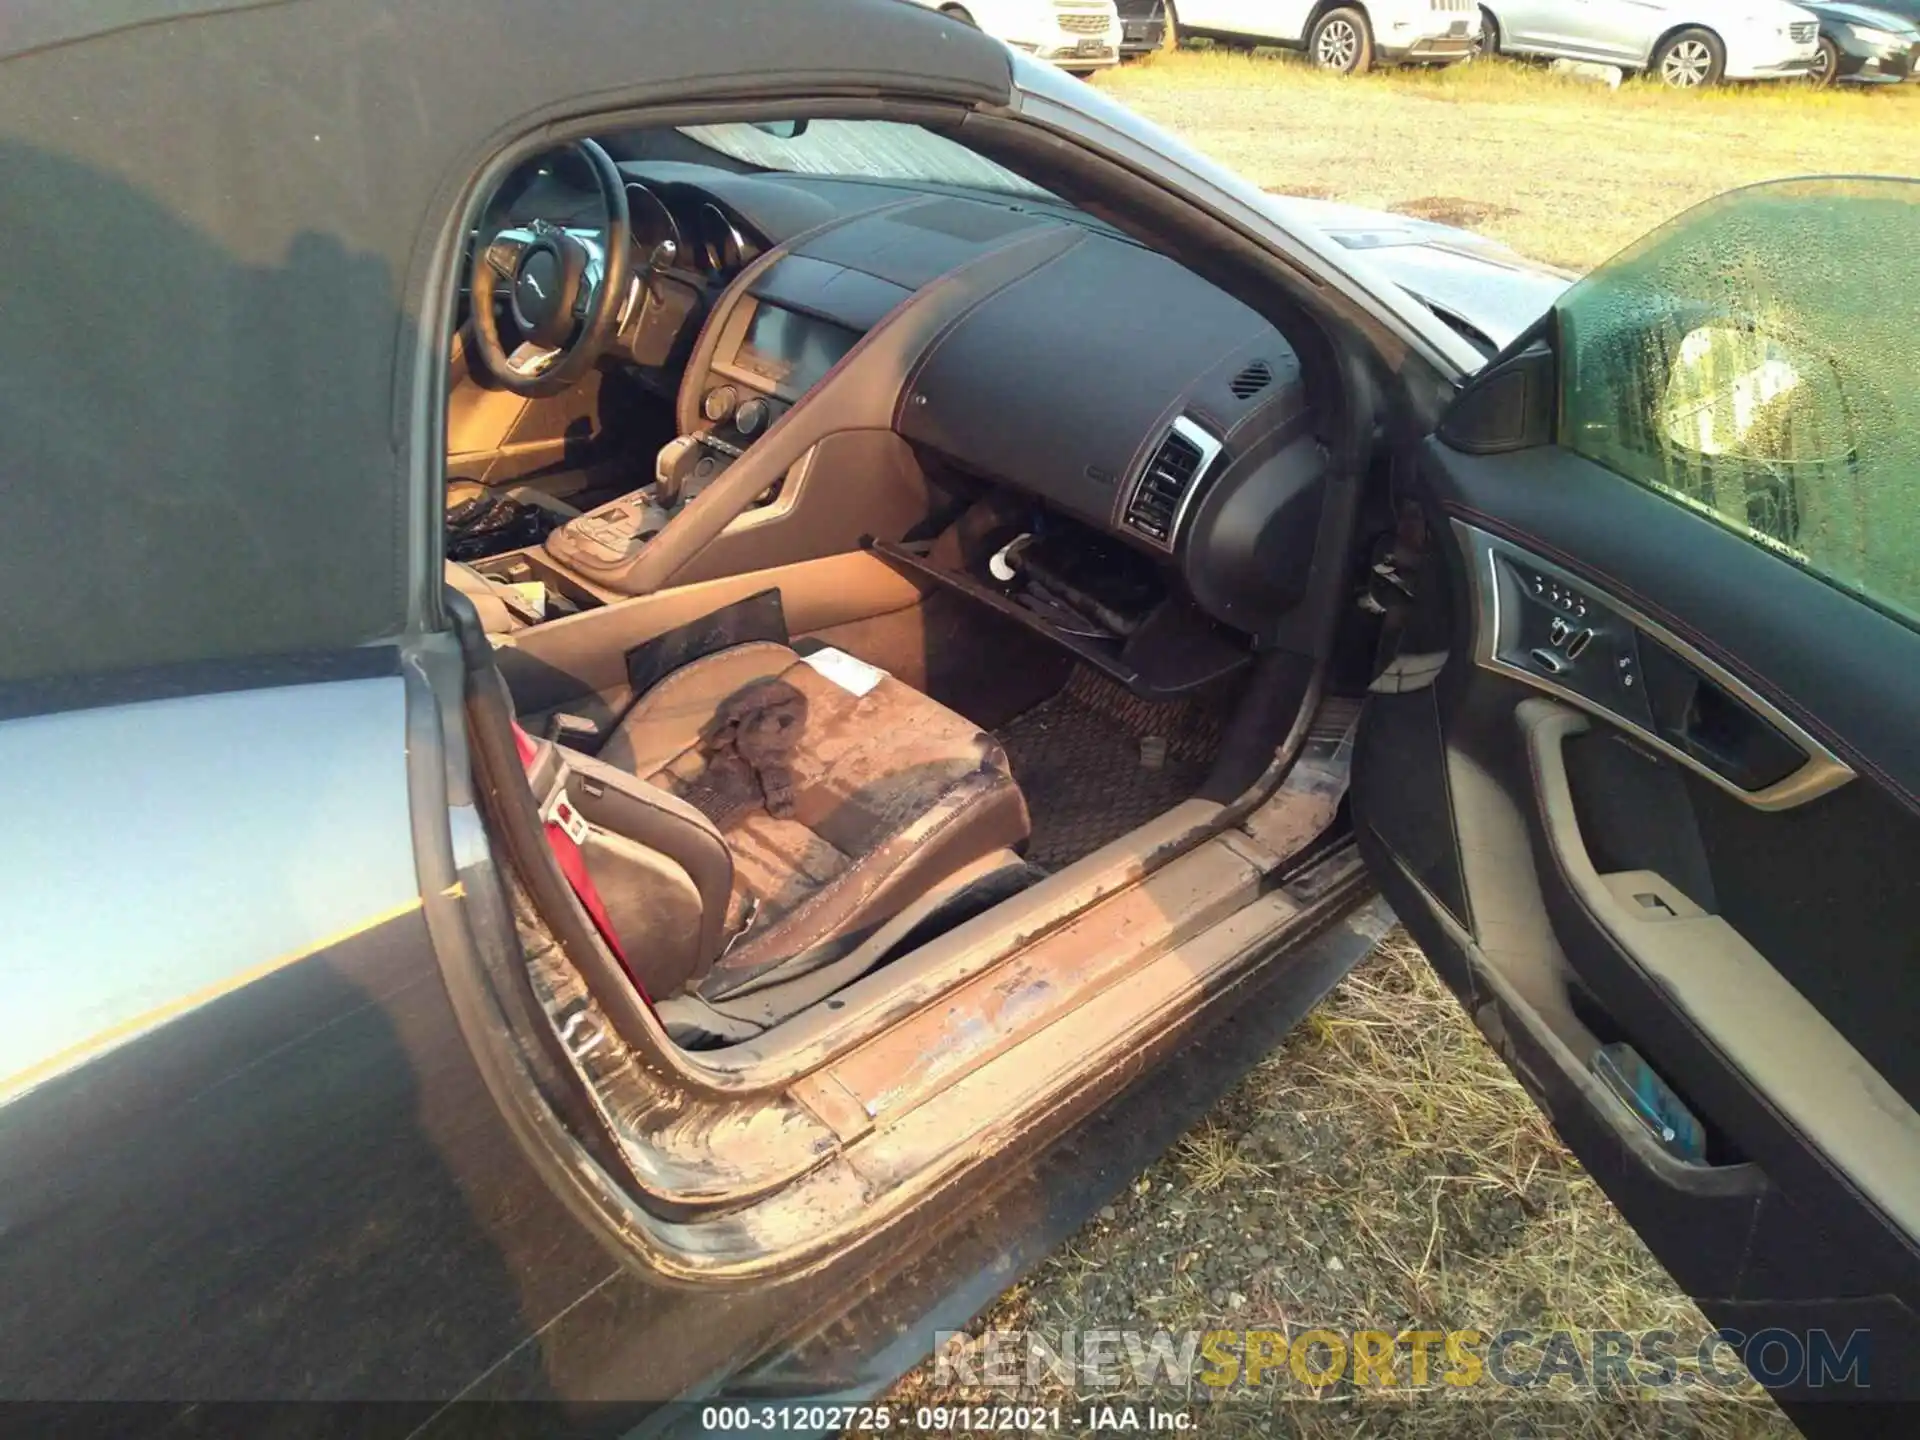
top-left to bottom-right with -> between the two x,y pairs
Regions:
1103,49 -> 1920,272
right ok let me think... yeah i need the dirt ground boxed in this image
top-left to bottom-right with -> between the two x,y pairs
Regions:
889,53 -> 1920,1435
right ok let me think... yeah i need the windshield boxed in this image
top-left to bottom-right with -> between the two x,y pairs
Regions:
678,120 -> 1054,201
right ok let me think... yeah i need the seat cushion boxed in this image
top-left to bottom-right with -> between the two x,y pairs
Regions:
597,642 -> 1030,998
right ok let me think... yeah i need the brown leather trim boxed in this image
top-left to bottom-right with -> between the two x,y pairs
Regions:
569,221 -> 1082,596
666,430 -> 937,587
493,552 -> 930,718
673,195 -> 924,439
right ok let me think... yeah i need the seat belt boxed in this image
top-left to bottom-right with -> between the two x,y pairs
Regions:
510,719 -> 656,1010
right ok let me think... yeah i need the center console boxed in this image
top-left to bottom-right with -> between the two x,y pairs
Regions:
543,254 -> 893,582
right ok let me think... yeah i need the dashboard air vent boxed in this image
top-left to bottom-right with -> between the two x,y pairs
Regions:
1229,359 -> 1273,400
1123,416 -> 1222,549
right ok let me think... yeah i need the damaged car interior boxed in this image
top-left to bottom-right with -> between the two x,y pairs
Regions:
449,112 -> 1395,1266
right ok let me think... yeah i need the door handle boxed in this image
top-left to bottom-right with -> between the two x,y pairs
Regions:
1515,696 -> 1920,1234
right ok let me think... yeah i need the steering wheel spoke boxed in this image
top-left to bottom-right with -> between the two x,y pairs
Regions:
483,228 -> 533,279
570,231 -> 606,321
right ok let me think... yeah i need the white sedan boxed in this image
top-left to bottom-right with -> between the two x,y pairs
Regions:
1478,0 -> 1823,84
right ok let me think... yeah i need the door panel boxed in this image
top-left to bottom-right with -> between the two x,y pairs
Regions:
1355,180 -> 1920,1417
1360,444 -> 1920,1411
1431,447 -> 1920,810
1559,0 -> 1651,64
1455,520 -> 1853,809
1502,0 -> 1608,55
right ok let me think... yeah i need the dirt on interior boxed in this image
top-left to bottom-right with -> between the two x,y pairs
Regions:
995,668 -> 1229,870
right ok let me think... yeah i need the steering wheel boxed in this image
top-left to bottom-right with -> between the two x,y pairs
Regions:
468,139 -> 632,397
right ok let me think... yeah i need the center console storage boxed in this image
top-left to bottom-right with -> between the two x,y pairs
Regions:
470,548 -> 610,618
872,505 -> 1250,701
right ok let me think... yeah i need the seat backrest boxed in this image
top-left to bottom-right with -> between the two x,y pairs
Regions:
524,738 -> 736,998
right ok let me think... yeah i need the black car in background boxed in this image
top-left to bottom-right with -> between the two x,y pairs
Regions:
1800,0 -> 1920,81
1116,0 -> 1169,54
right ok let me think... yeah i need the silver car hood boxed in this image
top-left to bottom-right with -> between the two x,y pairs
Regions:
1259,193 -> 1574,353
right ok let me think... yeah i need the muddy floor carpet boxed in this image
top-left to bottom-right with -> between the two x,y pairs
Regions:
994,669 -> 1222,871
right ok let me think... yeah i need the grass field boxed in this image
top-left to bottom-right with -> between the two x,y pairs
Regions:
1101,49 -> 1920,271
892,55 -> 1920,1434
894,937 -> 1791,1435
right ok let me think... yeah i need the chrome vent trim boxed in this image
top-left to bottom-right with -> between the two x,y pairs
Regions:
1122,415 -> 1222,551
1229,359 -> 1273,400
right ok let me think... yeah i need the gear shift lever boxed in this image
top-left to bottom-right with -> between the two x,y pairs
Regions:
653,434 -> 701,508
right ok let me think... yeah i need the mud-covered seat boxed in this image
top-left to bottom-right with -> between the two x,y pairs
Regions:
594,641 -> 1030,999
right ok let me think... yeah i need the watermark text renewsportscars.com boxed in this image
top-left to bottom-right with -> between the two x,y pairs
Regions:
934,1325 -> 1871,1396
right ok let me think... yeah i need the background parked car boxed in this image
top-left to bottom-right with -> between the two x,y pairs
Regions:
1475,0 -> 1822,86
1117,0 -> 1173,53
1797,0 -> 1920,81
1167,0 -> 1482,73
915,0 -> 1123,73
1853,0 -> 1920,20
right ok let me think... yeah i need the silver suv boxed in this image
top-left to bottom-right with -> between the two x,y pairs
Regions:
1169,0 -> 1482,73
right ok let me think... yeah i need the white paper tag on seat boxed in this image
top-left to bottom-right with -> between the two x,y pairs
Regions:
801,646 -> 886,697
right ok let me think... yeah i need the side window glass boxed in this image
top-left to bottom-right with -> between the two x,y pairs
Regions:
1554,177 -> 1920,631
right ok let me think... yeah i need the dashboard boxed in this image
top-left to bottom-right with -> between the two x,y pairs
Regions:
509,144 -> 1334,662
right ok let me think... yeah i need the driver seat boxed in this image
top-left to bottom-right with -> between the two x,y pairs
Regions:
583,641 -> 1031,1000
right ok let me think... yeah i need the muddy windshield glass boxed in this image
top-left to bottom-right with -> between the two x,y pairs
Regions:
678,120 -> 1053,200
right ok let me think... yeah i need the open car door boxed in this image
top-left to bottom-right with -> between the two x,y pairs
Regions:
1353,177 -> 1920,1425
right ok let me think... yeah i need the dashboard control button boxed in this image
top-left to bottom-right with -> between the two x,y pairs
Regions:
702,385 -> 738,424
734,396 -> 771,437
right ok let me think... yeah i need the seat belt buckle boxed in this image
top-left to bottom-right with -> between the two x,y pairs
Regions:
541,788 -> 593,847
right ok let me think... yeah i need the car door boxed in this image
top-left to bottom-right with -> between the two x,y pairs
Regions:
1574,0 -> 1669,63
1497,0 -> 1646,59
1353,176 -> 1920,1425
1512,0 -> 1620,57
1177,0 -> 1314,43
1487,0 -> 1567,51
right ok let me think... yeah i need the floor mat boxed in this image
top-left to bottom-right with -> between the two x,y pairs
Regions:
995,674 -> 1218,871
